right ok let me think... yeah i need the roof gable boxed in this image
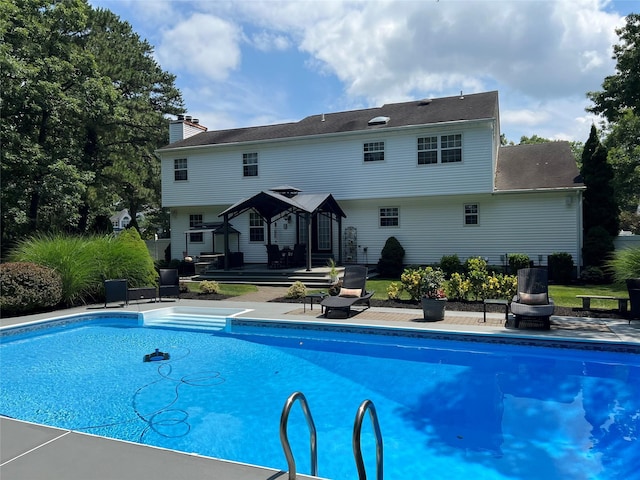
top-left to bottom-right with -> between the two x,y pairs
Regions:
495,142 -> 584,191
161,91 -> 498,150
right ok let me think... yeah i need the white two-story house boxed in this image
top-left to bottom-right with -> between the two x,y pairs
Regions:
157,91 -> 584,270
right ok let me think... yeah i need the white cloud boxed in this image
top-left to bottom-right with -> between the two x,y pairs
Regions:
156,13 -> 242,81
250,31 -> 292,52
90,0 -> 631,141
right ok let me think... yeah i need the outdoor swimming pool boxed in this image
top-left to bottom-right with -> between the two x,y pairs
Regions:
1,309 -> 639,480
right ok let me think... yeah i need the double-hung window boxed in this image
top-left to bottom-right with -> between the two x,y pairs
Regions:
243,152 -> 258,177
417,134 -> 462,164
189,214 -> 203,242
174,158 -> 188,181
464,204 -> 479,225
441,134 -> 462,163
379,207 -> 399,227
249,212 -> 265,242
417,136 -> 438,164
364,141 -> 384,162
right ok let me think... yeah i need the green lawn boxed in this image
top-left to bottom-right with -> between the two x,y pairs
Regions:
184,282 -> 257,296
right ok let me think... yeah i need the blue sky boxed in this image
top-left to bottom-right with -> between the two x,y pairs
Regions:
88,0 -> 637,143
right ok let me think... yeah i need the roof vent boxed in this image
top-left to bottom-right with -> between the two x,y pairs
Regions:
418,99 -> 432,106
368,116 -> 390,126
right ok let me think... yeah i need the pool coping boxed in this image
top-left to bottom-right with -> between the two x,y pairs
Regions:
1,298 -> 639,480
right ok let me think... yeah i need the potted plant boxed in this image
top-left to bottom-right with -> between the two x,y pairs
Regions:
327,258 -> 339,284
420,267 -> 447,321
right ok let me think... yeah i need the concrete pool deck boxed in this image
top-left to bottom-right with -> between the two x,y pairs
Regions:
2,291 -> 639,480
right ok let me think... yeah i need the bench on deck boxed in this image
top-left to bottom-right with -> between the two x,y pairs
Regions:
576,295 -> 629,313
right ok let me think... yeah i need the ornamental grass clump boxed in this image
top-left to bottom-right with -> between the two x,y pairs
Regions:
608,246 -> 640,283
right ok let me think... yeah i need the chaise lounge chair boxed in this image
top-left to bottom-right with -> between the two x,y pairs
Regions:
509,267 -> 555,329
321,265 -> 374,318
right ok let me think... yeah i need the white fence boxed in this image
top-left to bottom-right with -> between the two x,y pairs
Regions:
614,235 -> 640,251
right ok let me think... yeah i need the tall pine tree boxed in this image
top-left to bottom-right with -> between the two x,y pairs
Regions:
580,125 -> 619,267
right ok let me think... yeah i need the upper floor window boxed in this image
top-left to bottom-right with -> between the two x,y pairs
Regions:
379,207 -> 399,227
464,204 -> 479,225
441,134 -> 462,163
189,214 -> 203,228
417,134 -> 462,165
249,212 -> 265,242
417,136 -> 438,164
364,141 -> 385,162
243,152 -> 258,177
174,158 -> 188,181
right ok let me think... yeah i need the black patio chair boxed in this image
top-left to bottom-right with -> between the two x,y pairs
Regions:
158,269 -> 180,301
509,268 -> 555,329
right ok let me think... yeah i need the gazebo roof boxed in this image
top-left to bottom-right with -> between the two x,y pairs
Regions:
219,189 -> 346,221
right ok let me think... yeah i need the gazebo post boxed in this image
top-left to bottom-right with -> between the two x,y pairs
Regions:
337,215 -> 343,264
306,212 -> 312,271
223,214 -> 230,271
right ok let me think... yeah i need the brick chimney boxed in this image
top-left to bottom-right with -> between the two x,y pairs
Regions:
169,114 -> 207,144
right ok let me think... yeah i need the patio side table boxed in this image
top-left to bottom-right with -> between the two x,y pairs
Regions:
304,293 -> 327,313
483,298 -> 510,323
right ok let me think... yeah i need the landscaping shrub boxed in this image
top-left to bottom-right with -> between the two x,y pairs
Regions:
580,266 -> 608,284
0,262 -> 63,315
465,257 -> 489,300
484,273 -> 518,300
508,253 -> 530,273
376,236 -> 405,278
548,252 -> 574,284
608,246 -> 640,283
440,254 -> 463,278
386,282 -> 401,300
200,280 -> 220,294
286,281 -> 307,298
9,231 -> 157,306
444,272 -> 469,301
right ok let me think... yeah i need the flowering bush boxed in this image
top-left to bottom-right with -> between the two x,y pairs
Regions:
444,272 -> 470,301
484,273 -> 517,300
386,282 -> 401,300
400,266 -> 446,301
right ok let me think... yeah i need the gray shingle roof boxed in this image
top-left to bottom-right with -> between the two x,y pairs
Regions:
161,91 -> 499,149
495,142 -> 584,191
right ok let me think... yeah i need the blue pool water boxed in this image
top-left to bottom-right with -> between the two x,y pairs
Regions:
1,313 -> 639,480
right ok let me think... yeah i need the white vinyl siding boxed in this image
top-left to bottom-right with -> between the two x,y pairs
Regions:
338,193 -> 581,268
160,121 -> 495,208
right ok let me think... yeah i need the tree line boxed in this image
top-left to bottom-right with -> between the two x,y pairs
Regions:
1,0 -> 183,253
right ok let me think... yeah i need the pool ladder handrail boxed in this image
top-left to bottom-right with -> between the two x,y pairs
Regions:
353,399 -> 383,480
279,391 -> 318,480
